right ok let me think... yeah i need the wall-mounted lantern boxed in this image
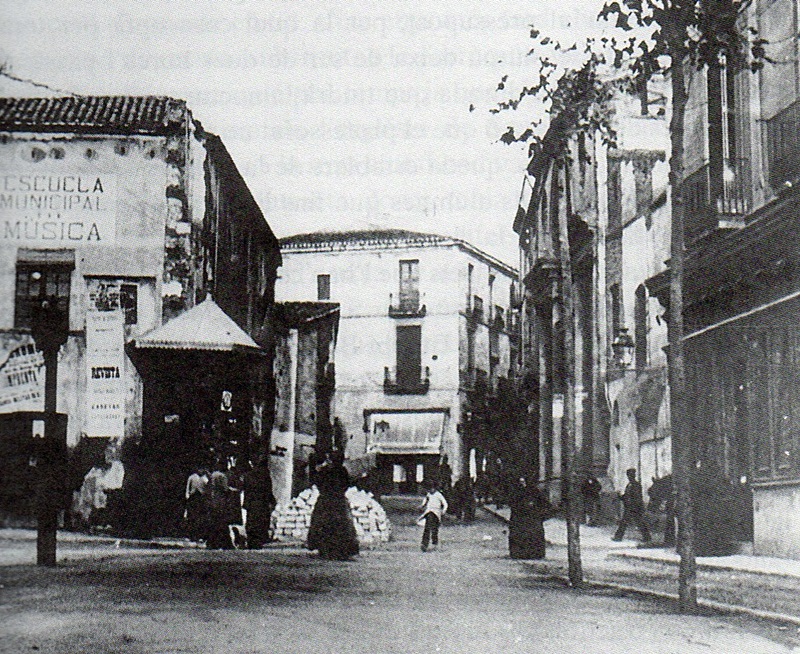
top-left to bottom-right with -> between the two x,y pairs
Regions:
612,327 -> 635,369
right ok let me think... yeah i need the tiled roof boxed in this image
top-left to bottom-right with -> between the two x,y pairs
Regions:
279,229 -> 450,248
280,228 -> 518,277
276,301 -> 340,326
0,96 -> 188,135
130,298 -> 260,352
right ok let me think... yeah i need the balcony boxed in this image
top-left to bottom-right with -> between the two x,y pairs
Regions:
491,313 -> 506,331
682,159 -> 751,241
767,100 -> 800,190
388,293 -> 426,318
384,365 -> 430,395
465,295 -> 485,326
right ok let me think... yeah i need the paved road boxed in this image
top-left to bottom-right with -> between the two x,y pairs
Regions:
1,503 -> 799,654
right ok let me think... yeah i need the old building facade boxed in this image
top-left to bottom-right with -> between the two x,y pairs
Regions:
276,230 -> 519,495
646,0 -> 800,557
513,82 -> 672,513
0,96 -> 280,532
271,301 -> 339,506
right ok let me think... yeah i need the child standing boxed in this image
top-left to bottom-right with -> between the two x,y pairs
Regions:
419,479 -> 448,552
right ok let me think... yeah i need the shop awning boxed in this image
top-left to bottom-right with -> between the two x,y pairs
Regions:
366,410 -> 447,455
129,297 -> 262,353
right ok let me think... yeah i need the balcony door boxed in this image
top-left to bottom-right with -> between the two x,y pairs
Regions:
398,260 -> 420,311
396,325 -> 422,387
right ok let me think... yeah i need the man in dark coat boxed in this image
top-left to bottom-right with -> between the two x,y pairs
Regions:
438,455 -> 453,504
581,473 -> 602,526
613,467 -> 651,542
243,456 -> 276,549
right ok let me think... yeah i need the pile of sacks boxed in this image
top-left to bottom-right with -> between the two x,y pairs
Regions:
270,486 -> 392,545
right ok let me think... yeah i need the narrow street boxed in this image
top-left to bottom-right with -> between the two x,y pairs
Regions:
2,503 -> 798,654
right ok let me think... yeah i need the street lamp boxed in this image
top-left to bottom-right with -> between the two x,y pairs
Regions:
612,327 -> 635,369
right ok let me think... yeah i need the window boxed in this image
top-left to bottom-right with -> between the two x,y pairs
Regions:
472,295 -> 484,320
490,330 -> 500,376
396,325 -> 422,387
15,265 -> 71,329
494,306 -> 505,329
467,264 -> 474,306
120,284 -> 138,325
317,274 -> 331,301
398,260 -> 420,311
708,56 -> 740,202
609,283 -> 622,339
634,285 -> 648,372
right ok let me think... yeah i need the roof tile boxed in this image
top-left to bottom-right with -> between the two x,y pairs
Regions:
0,95 -> 188,135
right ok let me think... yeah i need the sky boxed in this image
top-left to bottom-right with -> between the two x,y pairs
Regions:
1,0 -> 606,265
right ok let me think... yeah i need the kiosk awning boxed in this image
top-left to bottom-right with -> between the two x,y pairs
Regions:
366,410 -> 447,455
129,298 -> 262,352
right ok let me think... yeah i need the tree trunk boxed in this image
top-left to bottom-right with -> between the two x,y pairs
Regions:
667,38 -> 698,613
556,162 -> 583,587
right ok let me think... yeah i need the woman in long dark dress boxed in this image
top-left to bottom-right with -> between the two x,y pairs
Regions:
508,476 -> 551,559
307,451 -> 359,560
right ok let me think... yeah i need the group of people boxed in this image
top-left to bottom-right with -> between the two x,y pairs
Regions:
416,472 -> 552,559
505,467 -> 663,559
184,445 -> 661,560
184,456 -> 276,550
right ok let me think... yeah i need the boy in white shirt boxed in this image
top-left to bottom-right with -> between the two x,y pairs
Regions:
419,479 -> 448,552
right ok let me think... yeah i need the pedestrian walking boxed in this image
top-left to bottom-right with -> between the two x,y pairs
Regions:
206,461 -> 235,549
419,479 -> 448,551
452,476 -> 476,523
613,467 -> 652,543
438,455 -> 453,505
184,464 -> 209,542
243,456 -> 276,549
488,455 -> 506,508
647,474 -> 675,546
307,450 -> 359,560
508,476 -> 552,559
581,473 -> 602,526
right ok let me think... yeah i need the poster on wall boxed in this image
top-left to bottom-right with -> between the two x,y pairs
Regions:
0,336 -> 45,413
85,294 -> 125,438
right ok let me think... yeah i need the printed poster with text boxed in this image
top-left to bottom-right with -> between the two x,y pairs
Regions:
85,309 -> 125,437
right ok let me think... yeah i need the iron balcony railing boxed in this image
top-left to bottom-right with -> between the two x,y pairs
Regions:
383,365 -> 430,395
388,292 -> 426,318
766,99 -> 800,190
682,158 -> 751,241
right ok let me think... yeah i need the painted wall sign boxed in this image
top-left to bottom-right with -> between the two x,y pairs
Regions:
0,338 -> 44,413
0,173 -> 117,245
85,307 -> 125,438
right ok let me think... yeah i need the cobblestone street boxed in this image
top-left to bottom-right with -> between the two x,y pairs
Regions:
2,504 -> 799,654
